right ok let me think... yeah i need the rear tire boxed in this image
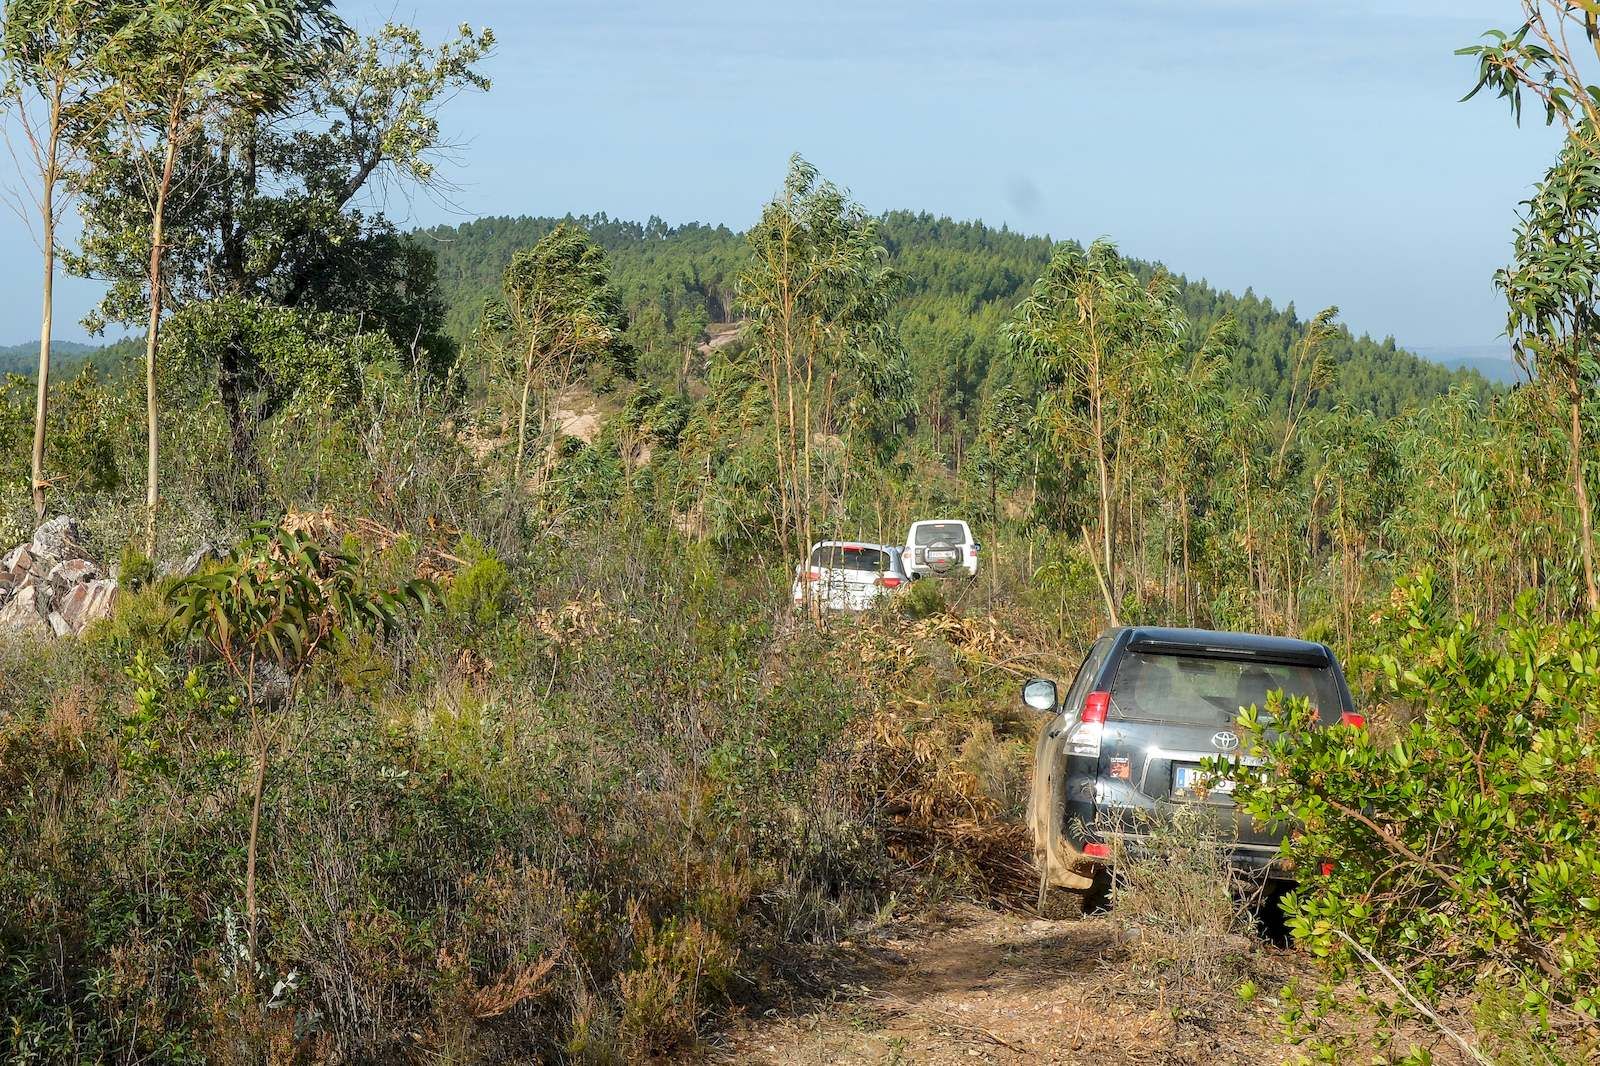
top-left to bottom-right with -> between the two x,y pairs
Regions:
1031,769 -> 1113,919
1037,869 -> 1111,919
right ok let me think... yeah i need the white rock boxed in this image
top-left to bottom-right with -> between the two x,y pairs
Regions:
29,515 -> 85,564
1,545 -> 33,584
158,542 -> 222,580
58,579 -> 117,634
0,517 -> 114,639
0,586 -> 48,637
47,558 -> 101,593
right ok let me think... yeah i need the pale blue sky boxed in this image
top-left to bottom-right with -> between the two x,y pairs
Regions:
1,0 -> 1563,354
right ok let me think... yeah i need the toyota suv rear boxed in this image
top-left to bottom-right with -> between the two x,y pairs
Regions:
1024,627 -> 1358,908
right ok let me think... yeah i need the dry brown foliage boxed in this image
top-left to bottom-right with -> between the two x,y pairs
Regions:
825,609 -> 1052,906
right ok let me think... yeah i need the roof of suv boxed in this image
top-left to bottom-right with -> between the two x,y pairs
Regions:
1112,626 -> 1333,665
810,540 -> 902,553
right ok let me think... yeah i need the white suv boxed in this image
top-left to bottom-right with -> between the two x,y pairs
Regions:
792,542 -> 910,612
904,519 -> 979,578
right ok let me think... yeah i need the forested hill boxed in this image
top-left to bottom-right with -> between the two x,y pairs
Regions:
0,340 -> 98,377
0,337 -> 144,380
416,210 -> 1487,420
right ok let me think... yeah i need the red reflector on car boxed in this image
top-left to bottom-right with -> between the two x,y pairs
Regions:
1082,691 -> 1110,724
1083,842 -> 1111,859
1320,862 -> 1335,877
1339,712 -> 1365,728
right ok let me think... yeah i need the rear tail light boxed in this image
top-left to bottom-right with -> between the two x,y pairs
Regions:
1339,712 -> 1365,728
805,568 -> 821,582
1081,691 -> 1110,724
1067,691 -> 1110,757
1083,842 -> 1111,859
878,575 -> 903,589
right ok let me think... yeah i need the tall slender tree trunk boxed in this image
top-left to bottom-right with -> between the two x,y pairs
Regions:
143,124 -> 180,556
784,334 -> 802,608
989,467 -> 998,608
514,364 -> 533,487
767,313 -> 789,564
245,708 -> 268,960
1242,455 -> 1256,602
1092,390 -> 1114,601
1162,514 -> 1172,613
1180,486 -> 1193,624
1339,495 -> 1352,654
32,104 -> 60,522
1569,378 -> 1599,612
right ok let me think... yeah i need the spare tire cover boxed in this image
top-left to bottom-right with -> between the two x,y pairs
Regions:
924,540 -> 960,573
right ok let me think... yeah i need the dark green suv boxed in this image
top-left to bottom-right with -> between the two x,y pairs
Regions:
1023,627 -> 1358,910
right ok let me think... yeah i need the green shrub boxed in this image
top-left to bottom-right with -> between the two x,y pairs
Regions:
1230,570 -> 1600,1062
444,535 -> 513,630
117,542 -> 156,590
898,577 -> 947,619
84,582 -> 173,661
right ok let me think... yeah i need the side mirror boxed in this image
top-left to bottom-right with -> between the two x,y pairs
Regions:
1022,678 -> 1058,712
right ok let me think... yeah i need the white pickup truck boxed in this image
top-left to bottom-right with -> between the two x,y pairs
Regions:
904,519 -> 979,578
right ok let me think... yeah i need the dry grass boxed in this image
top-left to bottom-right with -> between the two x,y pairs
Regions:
1105,807 -> 1263,1005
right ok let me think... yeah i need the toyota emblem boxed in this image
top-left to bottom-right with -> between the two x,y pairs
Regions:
1211,731 -> 1240,751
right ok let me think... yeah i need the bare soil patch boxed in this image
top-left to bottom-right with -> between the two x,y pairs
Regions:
711,903 -> 1308,1065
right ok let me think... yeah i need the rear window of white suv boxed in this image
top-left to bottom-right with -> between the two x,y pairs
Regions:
810,545 -> 893,572
912,522 -> 968,546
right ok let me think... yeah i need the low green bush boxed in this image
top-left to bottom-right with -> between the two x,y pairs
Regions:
898,577 -> 947,619
444,534 -> 513,630
1231,570 -> 1600,1063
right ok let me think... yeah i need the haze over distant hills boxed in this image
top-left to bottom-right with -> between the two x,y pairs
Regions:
1410,344 -> 1525,386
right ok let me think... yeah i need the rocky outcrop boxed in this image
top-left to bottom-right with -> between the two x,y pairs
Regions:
0,516 -> 117,639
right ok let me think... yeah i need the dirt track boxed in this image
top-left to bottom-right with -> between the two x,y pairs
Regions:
712,903 -> 1302,1065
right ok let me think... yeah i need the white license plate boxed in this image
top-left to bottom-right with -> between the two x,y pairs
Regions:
1173,764 -> 1235,797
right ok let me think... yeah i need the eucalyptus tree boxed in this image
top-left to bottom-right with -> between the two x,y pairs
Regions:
74,22 -> 491,366
1147,318 -> 1232,622
1213,389 -> 1271,619
972,383 -> 1033,600
1461,1 -> 1600,131
1310,404 -> 1394,652
476,224 -> 631,488
80,0 -> 349,553
1499,131 -> 1600,611
737,155 -> 902,577
70,25 -> 491,503
169,524 -> 431,963
1006,239 -> 1187,607
0,0 -> 109,520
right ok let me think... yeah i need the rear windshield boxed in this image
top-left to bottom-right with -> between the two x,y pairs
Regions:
810,545 -> 893,572
1108,652 -> 1341,727
913,522 -> 968,546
